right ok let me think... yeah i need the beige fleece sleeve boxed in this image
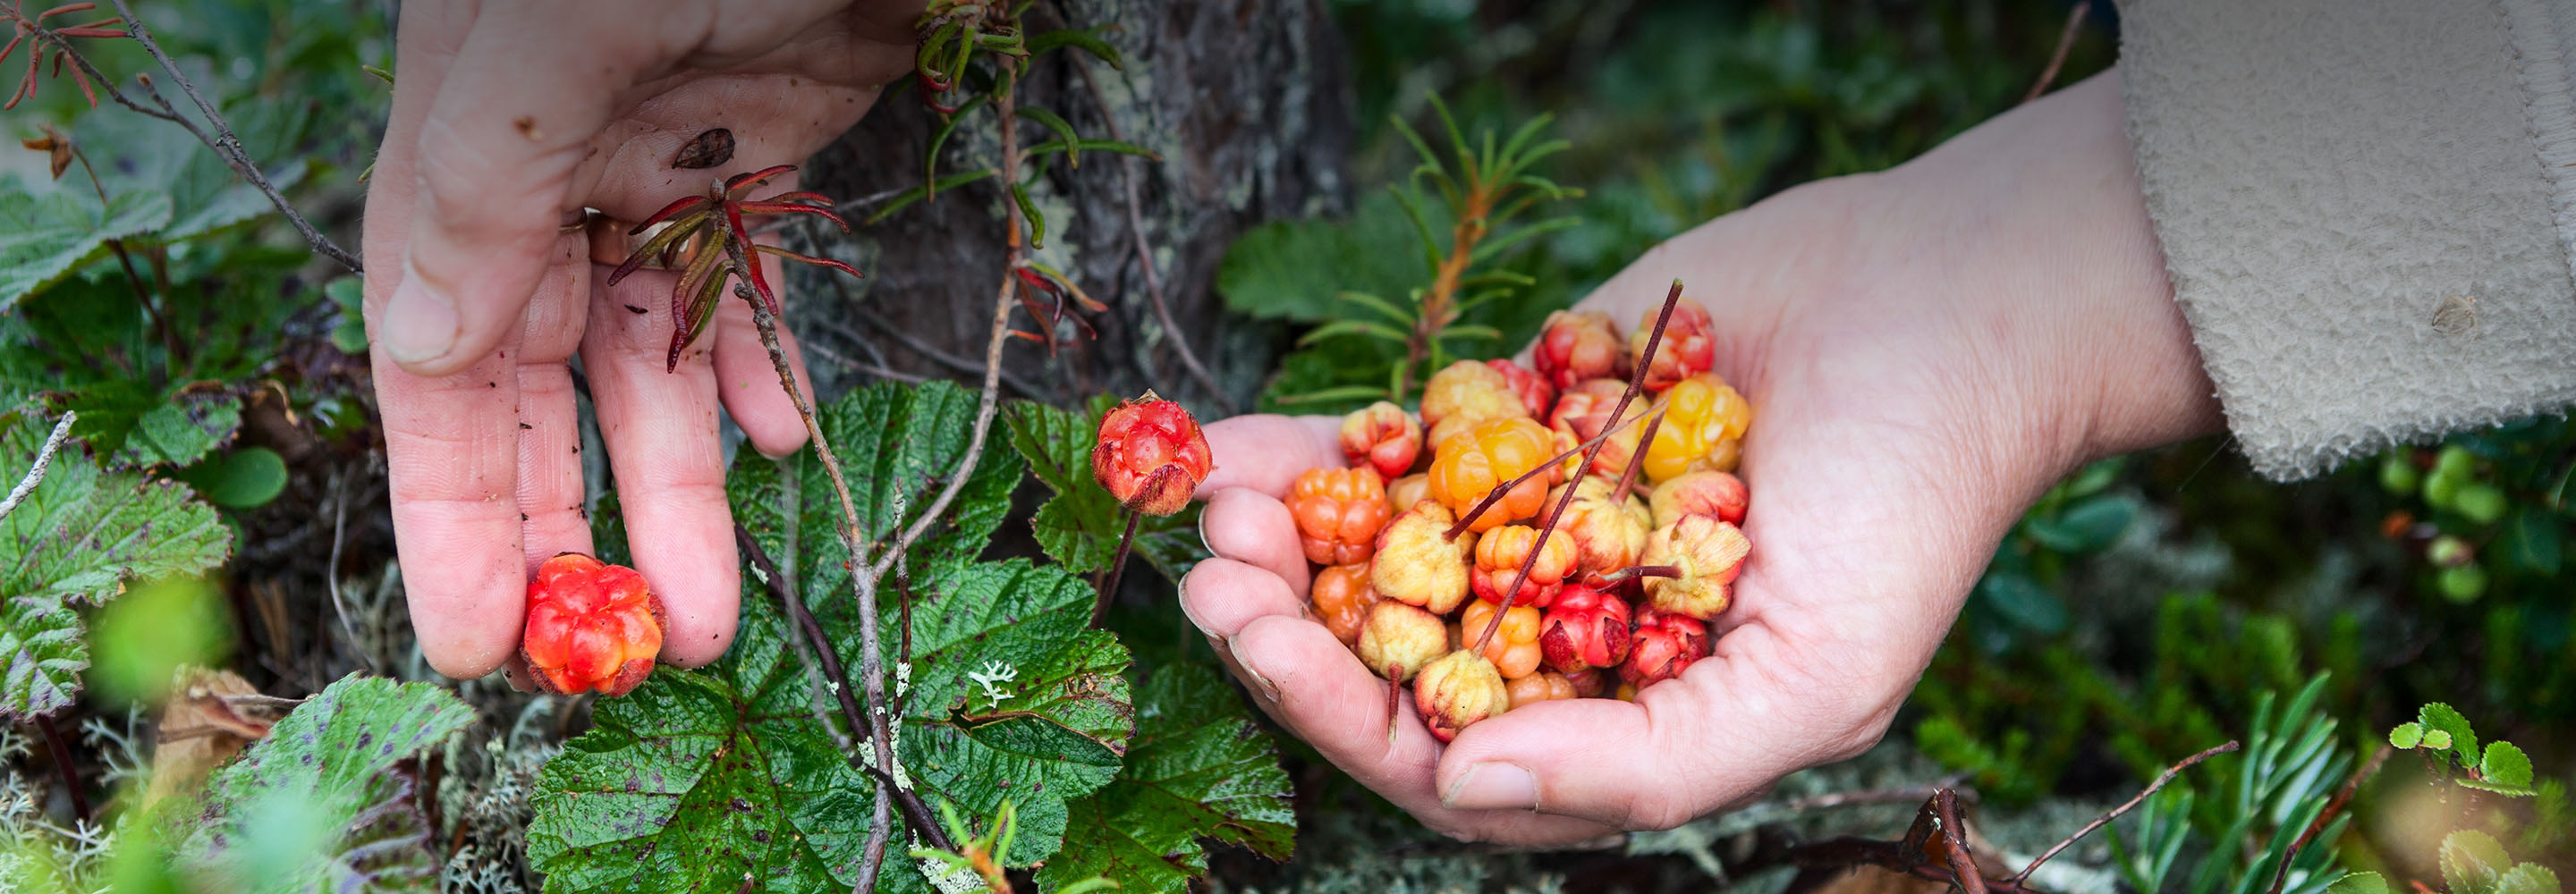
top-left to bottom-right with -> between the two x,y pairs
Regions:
2117,0 -> 2576,479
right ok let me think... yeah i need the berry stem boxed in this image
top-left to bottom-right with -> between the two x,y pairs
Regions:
1591,563 -> 1683,586
1095,507 -> 1140,622
32,713 -> 89,823
1472,282 -> 1687,650
1385,667 -> 1405,745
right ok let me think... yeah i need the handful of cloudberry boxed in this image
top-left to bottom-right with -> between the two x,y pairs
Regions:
1283,294 -> 1754,741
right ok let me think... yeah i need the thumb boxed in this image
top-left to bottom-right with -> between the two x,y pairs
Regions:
379,4 -> 652,375
1430,623 -> 1891,830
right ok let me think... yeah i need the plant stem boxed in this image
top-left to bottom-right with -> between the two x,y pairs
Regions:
2008,739 -> 2239,883
1094,508 -> 1140,622
1066,54 -> 1234,412
1395,179 -> 1496,399
0,409 -> 76,521
33,713 -> 89,822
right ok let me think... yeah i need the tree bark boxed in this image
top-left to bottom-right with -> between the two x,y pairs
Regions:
789,0 -> 1353,412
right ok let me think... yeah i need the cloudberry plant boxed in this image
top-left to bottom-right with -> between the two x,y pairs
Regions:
1631,299 -> 1716,392
1549,476 -> 1651,576
1415,649 -> 1510,742
521,553 -> 665,697
1358,602 -> 1447,682
1639,514 -> 1750,619
1420,359 -> 1528,447
1311,563 -> 1380,646
1338,401 -> 1424,478
1290,467 -> 1391,566
1486,358 -> 1556,417
1650,469 -> 1749,526
1538,585 -> 1631,673
1505,670 -> 1579,709
1533,310 -> 1628,389
1640,373 -> 1752,482
1470,524 -> 1577,609
1546,378 -> 1646,479
1371,502 -> 1476,614
1460,598 -> 1544,679
1623,608 -> 1708,689
1091,392 -> 1214,516
1428,416 -> 1555,533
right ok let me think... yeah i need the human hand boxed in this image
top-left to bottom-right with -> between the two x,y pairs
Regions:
1178,71 -> 2224,844
360,0 -> 920,679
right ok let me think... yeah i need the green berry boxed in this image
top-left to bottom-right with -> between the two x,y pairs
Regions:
2435,444 -> 2477,479
2424,469 -> 2463,510
2378,453 -> 2420,494
2453,484 -> 2509,526
2428,535 -> 2474,568
2437,563 -> 2488,603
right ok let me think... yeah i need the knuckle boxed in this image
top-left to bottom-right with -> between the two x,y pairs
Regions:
1625,795 -> 1699,831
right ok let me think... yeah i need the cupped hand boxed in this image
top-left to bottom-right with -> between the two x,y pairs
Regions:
360,0 -> 921,679
1179,72 -> 2223,844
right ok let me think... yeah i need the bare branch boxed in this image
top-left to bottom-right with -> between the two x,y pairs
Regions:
2010,739 -> 2240,883
2021,0 -> 2090,105
1067,55 -> 1234,412
0,409 -> 77,521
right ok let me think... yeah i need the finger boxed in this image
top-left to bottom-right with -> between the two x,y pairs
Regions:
1194,415 -> 1344,500
1199,487 -> 1311,596
384,4 -> 665,375
1227,615 -> 1617,847
1433,621 -> 1893,830
514,239 -> 597,568
1177,558 -> 1306,651
712,235 -> 816,459
582,266 -> 740,667
372,240 -> 586,679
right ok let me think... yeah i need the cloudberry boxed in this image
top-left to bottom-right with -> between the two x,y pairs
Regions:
1649,470 -> 1748,527
1357,602 -> 1446,682
1290,466 -> 1391,566
1533,310 -> 1628,389
1485,359 -> 1556,418
1460,598 -> 1544,679
1470,525 -> 1577,609
1562,667 -> 1609,699
1546,378 -> 1645,479
1387,474 -> 1430,511
1640,373 -> 1751,482
1370,502 -> 1476,614
1091,392 -> 1215,515
1420,359 -> 1528,448
1621,608 -> 1707,689
1428,417 -> 1555,534
1415,649 -> 1510,742
1311,563 -> 1379,646
1505,671 -> 1579,709
1538,585 -> 1631,673
1549,476 -> 1651,576
521,552 -> 664,696
1631,299 -> 1716,392
1639,514 -> 1750,620
1338,401 -> 1424,479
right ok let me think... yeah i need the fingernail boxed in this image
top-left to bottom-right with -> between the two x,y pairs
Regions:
1443,762 -> 1539,811
1235,651 -> 1282,702
383,264 -> 461,366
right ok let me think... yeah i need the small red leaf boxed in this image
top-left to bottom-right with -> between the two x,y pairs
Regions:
630,195 -> 710,232
37,4 -> 97,19
721,201 -> 777,316
754,244 -> 863,280
55,27 -> 123,38
733,201 -> 851,232
723,164 -> 797,196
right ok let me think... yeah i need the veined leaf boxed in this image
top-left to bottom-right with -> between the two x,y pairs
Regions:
1005,397 -> 1205,580
1036,664 -> 1292,894
1215,192 -> 1426,324
0,178 -> 174,310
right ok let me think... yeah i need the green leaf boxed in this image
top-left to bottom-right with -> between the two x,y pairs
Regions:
2423,729 -> 2455,751
1036,664 -> 1292,894
2465,740 -> 2537,796
183,675 -> 472,892
1004,398 -> 1204,579
2443,830 -> 2512,894
0,179 -> 175,309
2389,722 -> 2425,749
1027,28 -> 1123,69
2496,864 -> 2562,894
327,277 -> 369,354
2328,873 -> 2393,894
2419,703 -> 2481,767
177,447 -> 289,509
1012,181 -> 1047,249
0,408 -> 232,719
1216,192 -> 1432,324
73,89 -> 315,245
865,169 -> 998,224
1975,570 -> 2068,635
114,392 -> 242,468
2501,507 -> 2563,576
1021,107 -> 1084,167
728,380 -> 1022,582
2024,494 -> 2138,554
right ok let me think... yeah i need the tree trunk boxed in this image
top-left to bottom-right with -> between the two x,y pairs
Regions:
788,0 -> 1353,413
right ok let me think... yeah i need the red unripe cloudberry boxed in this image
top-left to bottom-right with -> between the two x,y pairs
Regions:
1091,392 -> 1213,516
1532,309 -> 1628,389
1338,401 -> 1423,479
1621,607 -> 1707,689
1538,585 -> 1631,673
522,552 -> 664,696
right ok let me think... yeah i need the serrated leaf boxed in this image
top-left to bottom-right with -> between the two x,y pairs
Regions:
1216,191 -> 1430,324
2444,830 -> 2512,894
0,409 -> 231,718
2464,740 -> 2536,796
0,178 -> 175,308
113,392 -> 242,468
530,590 -> 877,893
1005,398 -> 1204,580
2328,873 -> 2393,894
72,91 -> 314,245
1035,664 -> 1292,894
2419,703 -> 2480,766
2389,721 -> 2424,749
183,675 -> 472,892
2497,864 -> 2561,894
2423,729 -> 2454,750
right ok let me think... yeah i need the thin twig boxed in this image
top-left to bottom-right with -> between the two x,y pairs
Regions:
2021,0 -> 2090,105
325,468 -> 367,671
1067,55 -> 1234,412
2010,740 -> 2240,883
0,410 -> 77,521
77,2 -> 361,272
1935,789 -> 1989,894
33,713 -> 89,823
